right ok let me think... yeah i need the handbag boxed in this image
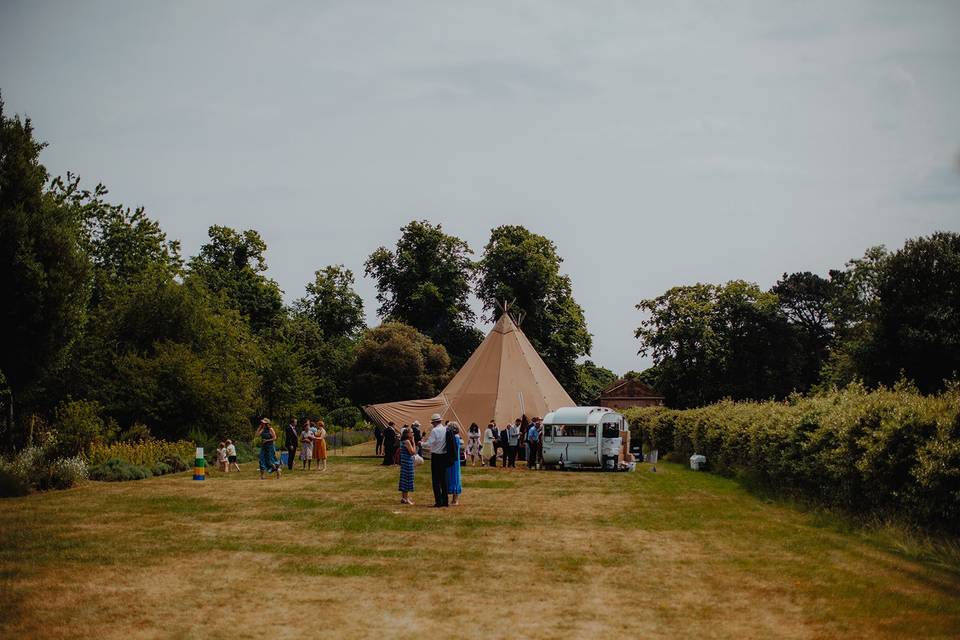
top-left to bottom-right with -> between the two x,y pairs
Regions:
413,454 -> 424,466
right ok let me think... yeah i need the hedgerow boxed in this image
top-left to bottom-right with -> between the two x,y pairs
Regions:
87,439 -> 194,470
624,383 -> 960,533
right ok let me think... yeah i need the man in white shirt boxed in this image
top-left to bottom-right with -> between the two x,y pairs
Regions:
423,413 -> 449,507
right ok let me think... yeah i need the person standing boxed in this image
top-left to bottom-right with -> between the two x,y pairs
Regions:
315,421 -> 328,471
467,423 -> 482,466
374,423 -> 385,457
256,418 -> 281,480
423,413 -> 449,507
446,422 -> 463,505
382,421 -> 398,466
526,418 -> 540,470
506,419 -> 520,467
411,421 -> 423,457
499,422 -> 510,468
398,428 -> 416,505
284,418 -> 299,471
225,439 -> 240,473
483,421 -> 497,467
300,422 -> 315,470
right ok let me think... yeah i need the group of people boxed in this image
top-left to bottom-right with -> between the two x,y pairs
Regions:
477,416 -> 543,469
253,417 -> 328,479
214,440 -> 241,473
386,413 -> 545,507
395,413 -> 464,507
285,417 -> 328,471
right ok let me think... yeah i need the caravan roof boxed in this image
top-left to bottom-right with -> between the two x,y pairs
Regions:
545,406 -> 619,425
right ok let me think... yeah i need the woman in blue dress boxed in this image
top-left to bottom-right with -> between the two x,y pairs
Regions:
256,418 -> 281,480
398,428 -> 416,505
446,422 -> 463,506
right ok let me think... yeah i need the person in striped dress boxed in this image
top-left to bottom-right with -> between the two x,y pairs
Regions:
398,428 -> 416,505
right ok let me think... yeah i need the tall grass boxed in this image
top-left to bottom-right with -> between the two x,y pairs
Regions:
87,439 -> 194,468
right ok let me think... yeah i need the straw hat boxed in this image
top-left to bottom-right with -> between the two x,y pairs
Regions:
430,413 -> 442,422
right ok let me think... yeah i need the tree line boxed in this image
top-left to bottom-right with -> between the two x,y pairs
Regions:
635,235 -> 960,407
0,97 -> 610,450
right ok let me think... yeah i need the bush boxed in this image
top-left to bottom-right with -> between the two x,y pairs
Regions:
152,461 -> 174,476
160,454 -> 189,473
87,439 -> 194,469
51,399 -> 116,458
89,458 -> 152,482
0,469 -> 30,497
624,383 -> 960,533
326,406 -> 362,429
119,423 -> 153,443
0,447 -> 88,492
46,457 -> 89,490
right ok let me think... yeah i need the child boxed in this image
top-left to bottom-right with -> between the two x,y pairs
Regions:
226,439 -> 240,473
216,442 -> 228,472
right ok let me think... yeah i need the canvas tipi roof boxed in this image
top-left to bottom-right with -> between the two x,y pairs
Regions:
363,313 -> 575,430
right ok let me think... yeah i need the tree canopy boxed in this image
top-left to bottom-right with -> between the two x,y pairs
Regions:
476,225 -> 592,394
365,220 -> 481,366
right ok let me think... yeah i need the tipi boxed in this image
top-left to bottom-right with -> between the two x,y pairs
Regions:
363,312 -> 575,430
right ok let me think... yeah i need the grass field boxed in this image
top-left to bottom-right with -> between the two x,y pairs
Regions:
2,441 -> 959,639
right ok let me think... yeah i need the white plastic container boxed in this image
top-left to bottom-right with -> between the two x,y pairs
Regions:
689,454 -> 707,471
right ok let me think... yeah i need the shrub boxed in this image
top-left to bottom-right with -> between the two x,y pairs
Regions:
326,406 -> 362,429
89,458 -> 152,482
161,454 -> 189,473
51,399 -> 116,458
86,439 -> 194,469
119,423 -> 153,443
152,461 -> 174,476
624,384 -> 960,533
47,457 -> 89,489
0,469 -> 30,497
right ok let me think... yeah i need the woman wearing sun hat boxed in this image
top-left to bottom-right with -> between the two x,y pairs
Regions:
256,418 -> 281,480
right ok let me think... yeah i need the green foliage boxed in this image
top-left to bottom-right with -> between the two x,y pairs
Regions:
863,233 -> 960,392
86,438 -> 194,469
350,322 -> 452,406
624,384 -> 960,533
189,225 -> 283,334
294,265 -> 365,339
574,360 -> 618,405
258,336 -> 319,420
365,220 -> 481,365
0,469 -> 30,497
636,280 -> 802,407
0,444 -> 88,492
88,458 -> 152,482
477,225 -> 592,392
326,406 -> 362,429
0,99 -> 91,437
51,399 -> 114,458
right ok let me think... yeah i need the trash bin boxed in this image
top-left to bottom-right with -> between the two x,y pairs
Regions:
280,451 -> 289,467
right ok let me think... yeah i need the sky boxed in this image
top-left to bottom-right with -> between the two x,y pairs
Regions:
1,0 -> 958,374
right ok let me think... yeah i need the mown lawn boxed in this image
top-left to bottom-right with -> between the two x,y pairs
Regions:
2,441 -> 958,639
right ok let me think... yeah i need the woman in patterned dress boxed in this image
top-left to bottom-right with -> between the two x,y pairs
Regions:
398,428 -> 416,504
446,422 -> 463,505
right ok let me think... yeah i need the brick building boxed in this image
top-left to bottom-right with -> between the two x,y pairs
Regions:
593,378 -> 665,410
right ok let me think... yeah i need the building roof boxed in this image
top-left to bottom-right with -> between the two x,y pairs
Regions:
594,378 -> 664,401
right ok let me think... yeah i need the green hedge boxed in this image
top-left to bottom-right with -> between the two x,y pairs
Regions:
624,383 -> 960,533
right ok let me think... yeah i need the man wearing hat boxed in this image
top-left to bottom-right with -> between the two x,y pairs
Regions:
421,413 -> 449,507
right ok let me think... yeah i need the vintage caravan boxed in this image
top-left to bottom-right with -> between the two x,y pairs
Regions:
541,407 -> 629,470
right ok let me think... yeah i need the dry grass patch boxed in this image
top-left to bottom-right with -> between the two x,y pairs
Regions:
1,440 -> 958,639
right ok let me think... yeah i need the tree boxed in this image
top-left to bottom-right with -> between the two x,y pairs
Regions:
573,361 -> 618,406
364,220 -> 481,365
771,272 -> 834,391
349,322 -> 452,406
476,225 -> 592,391
294,265 -> 365,339
863,232 -> 960,392
189,226 -> 283,334
0,99 -> 91,435
818,246 -> 890,388
636,281 -> 802,407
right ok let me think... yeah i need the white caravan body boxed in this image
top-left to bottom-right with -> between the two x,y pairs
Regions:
541,407 -> 628,469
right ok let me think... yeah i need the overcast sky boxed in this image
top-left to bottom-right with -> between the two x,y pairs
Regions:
2,1 -> 958,374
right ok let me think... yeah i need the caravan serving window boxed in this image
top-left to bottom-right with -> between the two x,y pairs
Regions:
552,424 -> 587,439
